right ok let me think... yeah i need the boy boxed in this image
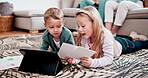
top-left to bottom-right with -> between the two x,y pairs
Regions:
41,8 -> 75,52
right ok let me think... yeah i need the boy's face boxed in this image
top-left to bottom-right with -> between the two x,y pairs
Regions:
44,18 -> 64,38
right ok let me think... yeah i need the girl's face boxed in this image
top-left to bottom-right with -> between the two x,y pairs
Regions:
76,15 -> 93,39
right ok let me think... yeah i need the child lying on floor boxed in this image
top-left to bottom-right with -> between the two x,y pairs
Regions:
62,6 -> 148,68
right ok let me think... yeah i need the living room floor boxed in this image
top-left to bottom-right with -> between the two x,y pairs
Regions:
0,31 -> 30,37
0,29 -> 44,37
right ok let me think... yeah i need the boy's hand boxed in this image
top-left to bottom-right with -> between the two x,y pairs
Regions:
80,57 -> 92,67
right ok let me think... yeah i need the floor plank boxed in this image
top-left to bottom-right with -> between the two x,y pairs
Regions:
0,29 -> 44,37
0,31 -> 31,37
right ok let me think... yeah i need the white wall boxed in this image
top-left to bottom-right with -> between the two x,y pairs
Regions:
0,0 -> 61,11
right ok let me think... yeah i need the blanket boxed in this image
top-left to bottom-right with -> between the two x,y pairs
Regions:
0,34 -> 148,78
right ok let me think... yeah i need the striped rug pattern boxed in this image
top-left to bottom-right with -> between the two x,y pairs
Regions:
0,34 -> 147,78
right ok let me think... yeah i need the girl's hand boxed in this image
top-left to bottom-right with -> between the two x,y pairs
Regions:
62,57 -> 76,64
60,57 -> 65,60
80,57 -> 92,67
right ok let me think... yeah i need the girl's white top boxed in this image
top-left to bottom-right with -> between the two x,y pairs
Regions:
80,29 -> 122,67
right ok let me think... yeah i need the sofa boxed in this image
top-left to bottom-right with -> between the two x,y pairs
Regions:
61,0 -> 148,37
117,8 -> 148,37
13,0 -> 148,36
14,10 -> 46,33
61,0 -> 81,30
13,0 -> 80,33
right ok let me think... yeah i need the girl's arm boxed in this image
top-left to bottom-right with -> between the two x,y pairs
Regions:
64,30 -> 115,68
90,31 -> 114,67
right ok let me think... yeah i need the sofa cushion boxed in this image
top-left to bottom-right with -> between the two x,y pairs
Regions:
73,0 -> 81,8
14,10 -> 45,17
14,17 -> 45,30
127,8 -> 148,19
61,0 -> 74,9
62,8 -> 80,17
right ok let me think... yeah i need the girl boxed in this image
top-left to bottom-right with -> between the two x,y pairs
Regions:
64,6 -> 148,68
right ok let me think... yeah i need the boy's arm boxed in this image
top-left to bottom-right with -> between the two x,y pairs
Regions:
62,27 -> 75,45
40,31 -> 50,50
40,39 -> 49,50
67,33 -> 75,45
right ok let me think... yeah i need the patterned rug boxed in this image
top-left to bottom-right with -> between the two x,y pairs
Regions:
0,34 -> 43,58
0,34 -> 148,78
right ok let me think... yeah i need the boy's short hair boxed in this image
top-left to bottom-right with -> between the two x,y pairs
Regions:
44,8 -> 64,22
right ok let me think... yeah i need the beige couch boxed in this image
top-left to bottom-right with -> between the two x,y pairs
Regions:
13,0 -> 80,33
61,0 -> 81,30
62,0 -> 148,37
117,8 -> 148,37
13,0 -> 148,36
14,10 -> 45,33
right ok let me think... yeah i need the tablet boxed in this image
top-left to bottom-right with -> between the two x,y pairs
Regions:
19,49 -> 65,76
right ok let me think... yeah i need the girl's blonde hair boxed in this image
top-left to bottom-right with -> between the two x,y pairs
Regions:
76,6 -> 106,58
44,8 -> 64,23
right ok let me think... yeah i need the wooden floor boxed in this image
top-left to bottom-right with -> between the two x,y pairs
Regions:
0,31 -> 30,37
0,29 -> 44,37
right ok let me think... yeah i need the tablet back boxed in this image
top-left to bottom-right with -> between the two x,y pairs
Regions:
18,49 -> 65,76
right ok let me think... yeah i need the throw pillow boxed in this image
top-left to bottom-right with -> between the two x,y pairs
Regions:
0,2 -> 13,16
117,0 -> 137,3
